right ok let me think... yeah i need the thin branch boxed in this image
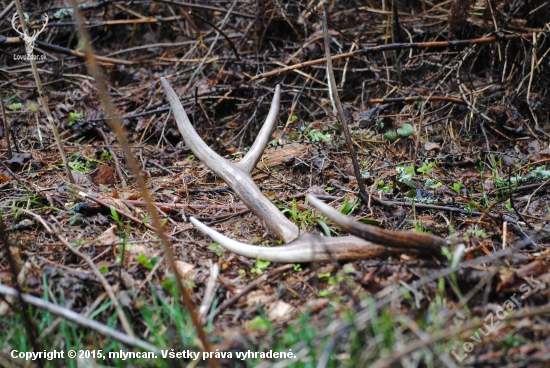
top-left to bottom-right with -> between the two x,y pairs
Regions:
251,33 -> 533,81
321,6 -> 370,206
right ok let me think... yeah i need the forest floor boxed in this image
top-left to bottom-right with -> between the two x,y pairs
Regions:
1,0 -> 550,367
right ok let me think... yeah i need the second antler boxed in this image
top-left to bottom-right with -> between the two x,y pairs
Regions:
161,78 -> 448,263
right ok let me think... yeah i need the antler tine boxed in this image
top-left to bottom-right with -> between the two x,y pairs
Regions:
161,78 -> 300,243
307,195 -> 448,252
234,85 -> 280,173
190,217 -> 404,262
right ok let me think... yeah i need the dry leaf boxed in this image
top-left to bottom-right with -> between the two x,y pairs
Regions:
175,260 -> 196,280
246,291 -> 271,307
267,300 -> 294,321
424,142 -> 440,151
90,164 -> 116,187
96,225 -> 120,246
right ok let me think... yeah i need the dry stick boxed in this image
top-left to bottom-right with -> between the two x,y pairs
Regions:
68,2 -> 218,366
188,11 -> 240,60
34,40 -> 133,66
0,84 -> 12,159
0,220 -> 45,368
12,0 -> 74,183
43,218 -> 134,337
124,200 -> 249,212
0,1 -> 15,21
250,33 -> 533,81
0,283 -> 161,355
77,191 -> 177,241
321,7 -> 370,207
368,96 -> 465,104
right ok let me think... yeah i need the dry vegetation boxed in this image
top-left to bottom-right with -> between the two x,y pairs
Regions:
1,0 -> 550,367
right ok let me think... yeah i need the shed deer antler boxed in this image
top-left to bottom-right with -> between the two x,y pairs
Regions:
161,78 -> 448,263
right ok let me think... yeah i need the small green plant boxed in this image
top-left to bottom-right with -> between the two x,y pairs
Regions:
339,195 -> 357,215
417,160 -> 436,174
110,205 -> 123,226
411,202 -> 431,234
136,253 -> 160,269
208,243 -> 223,256
279,198 -> 334,236
248,315 -> 272,331
8,102 -> 22,110
99,151 -> 113,161
463,228 -> 487,241
307,129 -> 331,143
250,258 -> 270,275
450,180 -> 462,193
376,180 -> 393,193
383,123 -> 414,141
68,154 -> 95,174
67,111 -> 84,126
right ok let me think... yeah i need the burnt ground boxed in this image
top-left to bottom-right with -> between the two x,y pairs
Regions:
1,0 -> 550,367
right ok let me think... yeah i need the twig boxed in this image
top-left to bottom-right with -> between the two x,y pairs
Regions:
368,96 -> 465,104
188,12 -> 240,60
0,1 -> 15,21
34,41 -> 133,65
12,0 -> 74,183
123,200 -> 249,212
0,283 -> 161,355
68,2 -> 218,366
250,33 -> 533,81
76,191 -> 176,240
321,6 -> 370,207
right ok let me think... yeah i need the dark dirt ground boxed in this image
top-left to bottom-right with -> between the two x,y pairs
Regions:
1,0 -> 550,367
